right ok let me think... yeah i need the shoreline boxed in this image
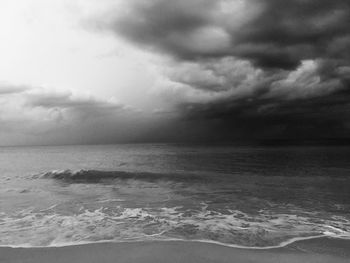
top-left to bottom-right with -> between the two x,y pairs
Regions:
0,234 -> 329,249
1,237 -> 349,263
0,233 -> 345,250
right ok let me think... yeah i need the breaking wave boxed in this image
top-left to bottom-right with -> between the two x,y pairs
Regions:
34,169 -> 201,183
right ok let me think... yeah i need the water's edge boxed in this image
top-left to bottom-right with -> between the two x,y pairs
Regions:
2,234 -> 349,250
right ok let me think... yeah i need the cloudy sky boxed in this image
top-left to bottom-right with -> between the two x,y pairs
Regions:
0,0 -> 349,145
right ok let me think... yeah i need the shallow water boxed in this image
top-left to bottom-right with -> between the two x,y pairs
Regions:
0,144 -> 350,247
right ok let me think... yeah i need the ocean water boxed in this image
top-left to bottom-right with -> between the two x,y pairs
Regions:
0,144 -> 350,248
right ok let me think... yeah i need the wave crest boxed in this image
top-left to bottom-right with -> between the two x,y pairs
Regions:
37,170 -> 161,182
34,169 -> 201,183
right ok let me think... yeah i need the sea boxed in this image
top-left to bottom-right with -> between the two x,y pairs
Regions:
0,143 -> 350,248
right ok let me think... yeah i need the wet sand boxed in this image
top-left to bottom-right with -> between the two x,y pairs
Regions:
1,237 -> 349,263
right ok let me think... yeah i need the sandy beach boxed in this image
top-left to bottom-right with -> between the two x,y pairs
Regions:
1,237 -> 349,263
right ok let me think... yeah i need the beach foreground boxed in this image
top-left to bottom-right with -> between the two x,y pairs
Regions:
1,237 -> 349,263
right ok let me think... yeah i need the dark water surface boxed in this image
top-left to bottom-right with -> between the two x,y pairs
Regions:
0,144 -> 349,247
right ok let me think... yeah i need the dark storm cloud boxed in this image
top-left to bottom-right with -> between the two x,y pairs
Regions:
113,0 -> 222,59
112,0 -> 350,69
177,86 -> 350,140
235,0 -> 350,69
102,0 -> 350,141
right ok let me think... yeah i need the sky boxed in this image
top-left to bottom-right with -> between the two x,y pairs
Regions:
0,0 -> 349,146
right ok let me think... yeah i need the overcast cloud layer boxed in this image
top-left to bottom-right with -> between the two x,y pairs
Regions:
100,0 -> 350,141
1,0 -> 350,145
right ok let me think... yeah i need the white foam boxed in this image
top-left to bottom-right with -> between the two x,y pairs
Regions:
1,204 -> 349,249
